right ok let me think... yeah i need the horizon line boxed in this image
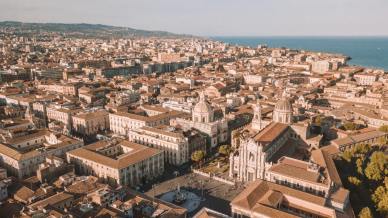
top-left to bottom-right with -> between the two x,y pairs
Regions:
209,35 -> 388,38
2,20 -> 388,38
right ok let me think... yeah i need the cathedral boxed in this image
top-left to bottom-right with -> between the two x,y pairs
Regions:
174,92 -> 228,148
229,95 -> 301,182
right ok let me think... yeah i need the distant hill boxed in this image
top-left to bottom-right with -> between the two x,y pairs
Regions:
0,21 -> 191,38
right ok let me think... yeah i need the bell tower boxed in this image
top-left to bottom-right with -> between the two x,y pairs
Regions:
252,101 -> 263,131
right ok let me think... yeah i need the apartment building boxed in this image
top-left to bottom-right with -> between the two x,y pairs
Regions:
47,106 -> 83,130
0,130 -> 83,178
354,73 -> 377,86
312,60 -> 332,74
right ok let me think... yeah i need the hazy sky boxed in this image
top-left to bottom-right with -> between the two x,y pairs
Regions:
1,0 -> 388,36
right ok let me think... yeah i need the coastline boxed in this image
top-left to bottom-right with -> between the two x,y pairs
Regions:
212,36 -> 388,70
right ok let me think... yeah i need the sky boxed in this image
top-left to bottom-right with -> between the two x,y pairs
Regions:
1,0 -> 388,36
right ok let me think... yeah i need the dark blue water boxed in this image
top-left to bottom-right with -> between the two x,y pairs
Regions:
212,36 -> 388,70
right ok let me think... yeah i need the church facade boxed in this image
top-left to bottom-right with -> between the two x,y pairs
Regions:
229,96 -> 298,182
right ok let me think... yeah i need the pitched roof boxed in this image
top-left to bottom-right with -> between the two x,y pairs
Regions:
311,149 -> 342,186
332,130 -> 386,147
253,122 -> 289,149
14,186 -> 34,203
231,180 -> 330,218
0,130 -> 82,161
29,192 -> 73,209
268,157 -> 325,186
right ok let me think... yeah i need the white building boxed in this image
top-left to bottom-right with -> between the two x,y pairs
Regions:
128,126 -> 206,165
354,73 -> 377,86
243,74 -> 267,85
162,100 -> 194,113
229,98 -> 296,182
312,60 -> 332,74
109,109 -> 183,136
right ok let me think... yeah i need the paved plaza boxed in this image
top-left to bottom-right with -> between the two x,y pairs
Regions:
145,172 -> 245,215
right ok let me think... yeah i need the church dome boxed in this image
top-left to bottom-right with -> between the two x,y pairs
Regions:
192,92 -> 214,123
275,97 -> 292,112
193,94 -> 212,114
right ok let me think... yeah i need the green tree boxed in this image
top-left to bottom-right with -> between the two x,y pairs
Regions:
314,116 -> 322,126
372,185 -> 388,215
348,176 -> 362,186
358,207 -> 372,218
343,122 -> 357,131
385,177 -> 388,189
365,152 -> 387,181
353,144 -> 371,155
379,125 -> 388,133
191,150 -> 205,164
376,192 -> 388,215
342,149 -> 353,162
372,186 -> 387,203
356,158 -> 364,175
377,137 -> 388,146
218,145 -> 231,156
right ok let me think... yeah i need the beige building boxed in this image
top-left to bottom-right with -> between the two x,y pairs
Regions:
158,52 -> 181,63
354,73 -> 377,86
37,83 -> 80,96
266,154 -> 350,211
331,129 -> 387,151
128,125 -> 206,165
243,73 -> 267,85
72,110 -> 110,136
107,90 -> 140,107
109,108 -> 183,136
312,60 -> 332,74
67,139 -> 164,187
230,179 -> 352,218
0,130 -> 83,178
47,105 -> 82,131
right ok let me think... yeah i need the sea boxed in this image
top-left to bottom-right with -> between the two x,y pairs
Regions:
212,36 -> 388,71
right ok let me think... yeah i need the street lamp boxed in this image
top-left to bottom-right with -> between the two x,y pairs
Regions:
200,180 -> 205,201
152,184 -> 157,205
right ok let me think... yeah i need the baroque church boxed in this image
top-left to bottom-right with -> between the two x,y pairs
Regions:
229,95 -> 309,182
174,92 -> 228,148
